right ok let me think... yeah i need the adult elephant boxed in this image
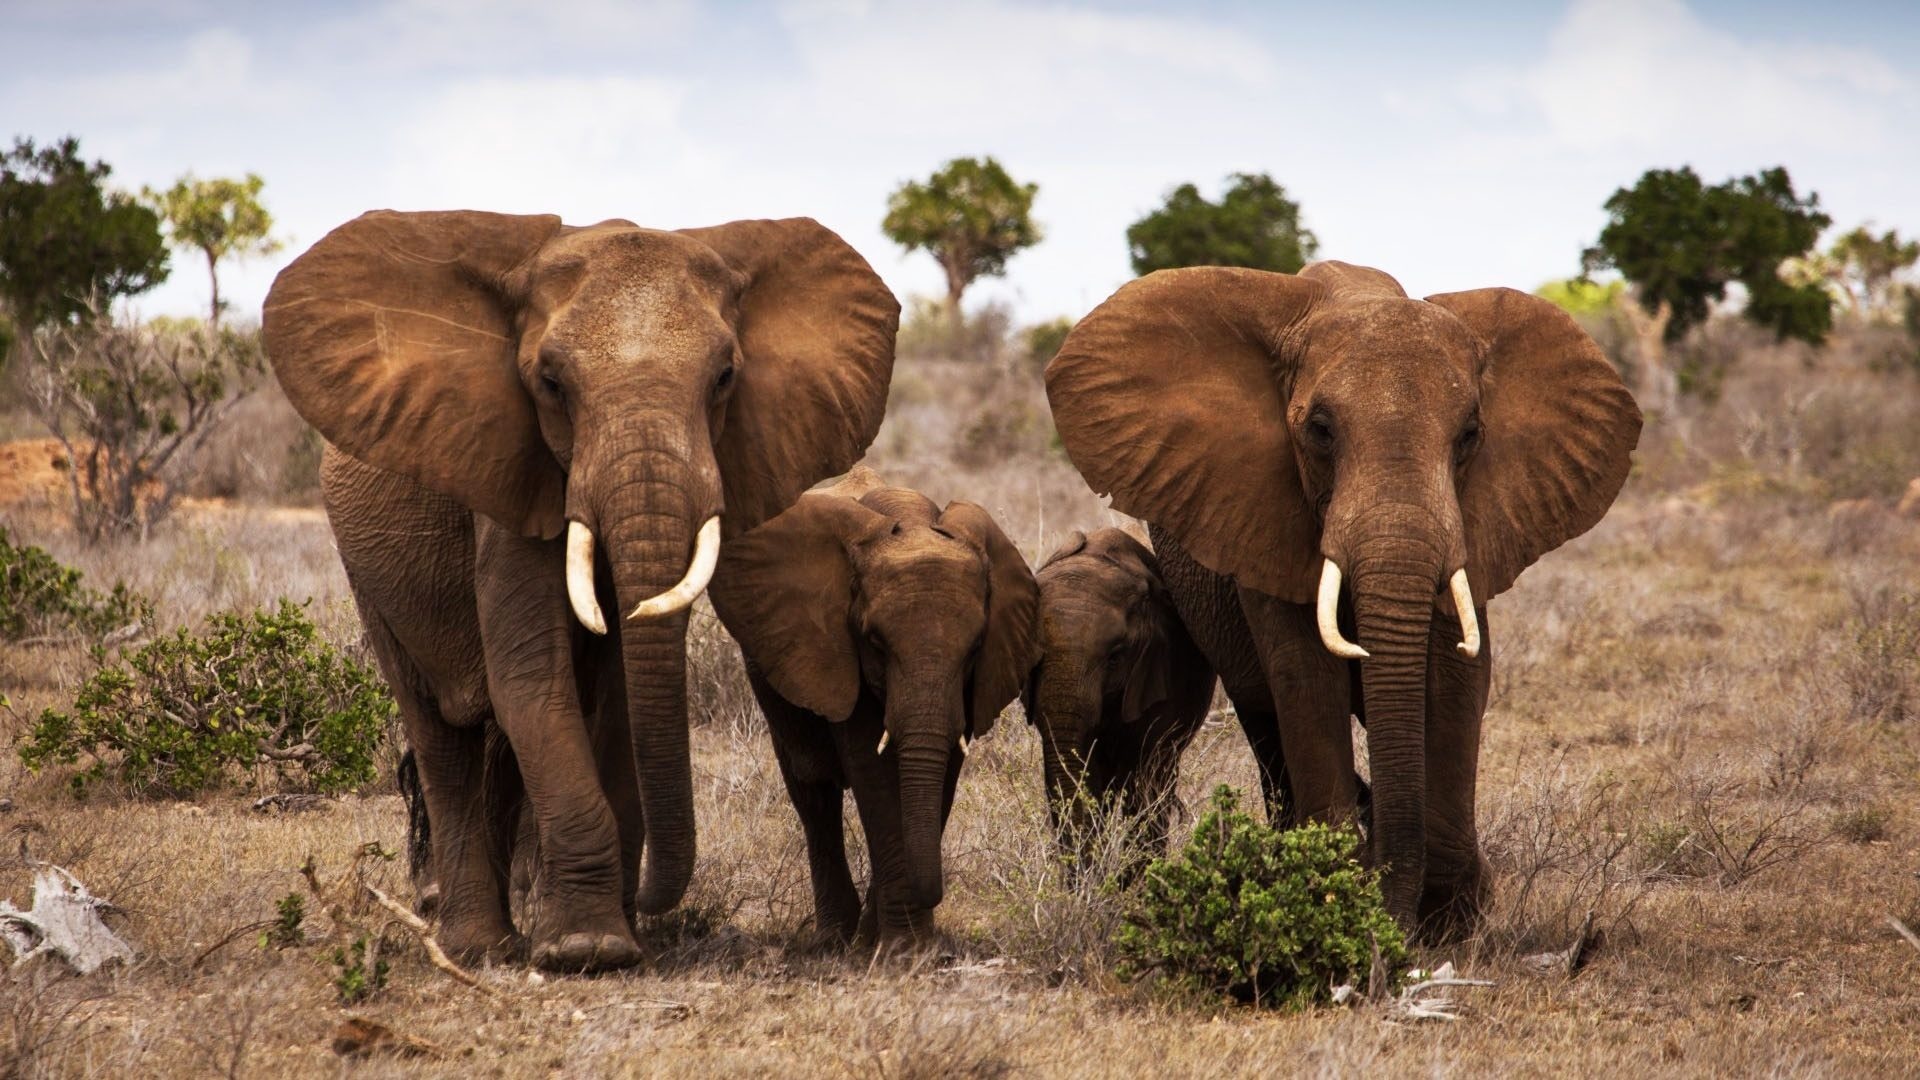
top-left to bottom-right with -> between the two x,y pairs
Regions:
1044,262 -> 1639,938
264,211 -> 897,970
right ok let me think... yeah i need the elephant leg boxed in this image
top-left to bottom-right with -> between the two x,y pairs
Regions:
360,615 -> 515,963
1228,694 -> 1294,828
837,703 -> 918,946
475,531 -> 639,972
749,670 -> 861,944
1419,607 -> 1492,940
1238,589 -> 1357,827
582,627 -> 643,923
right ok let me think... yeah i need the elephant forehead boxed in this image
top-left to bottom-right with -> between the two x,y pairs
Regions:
1038,557 -> 1141,610
1307,297 -> 1481,370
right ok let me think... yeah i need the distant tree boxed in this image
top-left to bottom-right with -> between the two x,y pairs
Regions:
0,137 -> 169,360
883,156 -> 1041,317
1127,172 -> 1318,276
144,173 -> 281,328
1827,225 -> 1920,320
1582,165 -> 1833,346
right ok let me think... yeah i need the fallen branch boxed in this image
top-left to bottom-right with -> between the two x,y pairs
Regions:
1891,916 -> 1920,957
361,882 -> 496,998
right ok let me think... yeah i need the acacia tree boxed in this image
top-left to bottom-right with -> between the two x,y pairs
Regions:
1583,166 -> 1832,345
1126,172 -> 1318,276
1829,226 -> 1919,319
0,137 -> 169,365
882,156 -> 1041,318
144,173 -> 280,328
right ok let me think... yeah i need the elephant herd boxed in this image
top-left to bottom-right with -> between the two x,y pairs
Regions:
261,210 -> 1640,972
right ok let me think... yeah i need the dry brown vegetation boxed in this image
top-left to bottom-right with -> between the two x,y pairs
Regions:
3,314 -> 1920,1076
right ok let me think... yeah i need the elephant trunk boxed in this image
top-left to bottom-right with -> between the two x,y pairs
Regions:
593,419 -> 722,918
1337,518 -> 1452,929
1032,663 -> 1100,841
888,678 -> 960,912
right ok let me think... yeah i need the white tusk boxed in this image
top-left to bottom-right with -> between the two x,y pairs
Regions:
1316,558 -> 1369,660
628,516 -> 723,620
566,521 -> 607,635
877,729 -> 890,755
1450,568 -> 1481,659
958,734 -> 970,758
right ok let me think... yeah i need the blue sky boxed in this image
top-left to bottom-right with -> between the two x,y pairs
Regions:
5,0 -> 1916,323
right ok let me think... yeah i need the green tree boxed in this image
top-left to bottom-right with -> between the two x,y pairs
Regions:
1126,172 -> 1318,276
882,156 -> 1041,317
1581,165 -> 1833,346
1828,225 -> 1920,320
0,137 -> 170,358
144,173 -> 280,328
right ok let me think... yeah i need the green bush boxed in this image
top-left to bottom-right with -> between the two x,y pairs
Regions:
0,527 -> 152,643
1117,786 -> 1407,1008
19,598 -> 394,796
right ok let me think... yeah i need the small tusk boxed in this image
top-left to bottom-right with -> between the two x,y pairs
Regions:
628,516 -> 723,620
566,521 -> 607,635
1316,558 -> 1369,659
958,734 -> 970,758
1450,568 -> 1481,659
877,729 -> 890,755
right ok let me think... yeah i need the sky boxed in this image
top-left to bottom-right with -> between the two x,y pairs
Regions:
4,0 -> 1917,324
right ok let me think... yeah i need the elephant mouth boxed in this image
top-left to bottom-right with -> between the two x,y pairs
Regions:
1313,557 -> 1480,660
565,514 -> 724,634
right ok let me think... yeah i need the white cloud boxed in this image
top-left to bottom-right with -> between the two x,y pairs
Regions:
1522,0 -> 1913,155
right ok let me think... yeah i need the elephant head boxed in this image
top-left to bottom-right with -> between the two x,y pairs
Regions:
1023,529 -> 1191,830
710,480 -> 1039,911
1045,262 -> 1639,921
264,211 -> 897,915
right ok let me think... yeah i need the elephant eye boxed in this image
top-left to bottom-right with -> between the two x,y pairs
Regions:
1455,420 -> 1482,464
713,363 -> 736,395
1304,411 -> 1335,451
541,372 -> 564,400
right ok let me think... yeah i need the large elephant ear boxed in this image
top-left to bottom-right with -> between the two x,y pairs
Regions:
677,219 -> 900,535
1044,268 -> 1326,603
709,493 -> 892,722
938,501 -> 1040,739
263,210 -> 569,538
1426,288 -> 1642,597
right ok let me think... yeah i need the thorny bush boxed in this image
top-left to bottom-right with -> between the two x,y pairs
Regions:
0,527 -> 152,643
18,598 -> 394,796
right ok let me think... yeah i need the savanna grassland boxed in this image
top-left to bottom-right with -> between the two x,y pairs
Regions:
3,319 -> 1920,1078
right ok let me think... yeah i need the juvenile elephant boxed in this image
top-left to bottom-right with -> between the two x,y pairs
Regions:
709,469 -> 1039,943
264,211 -> 897,970
1045,262 -> 1639,938
1021,528 -> 1214,864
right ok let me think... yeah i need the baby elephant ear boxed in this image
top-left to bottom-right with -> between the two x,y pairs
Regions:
1120,620 -> 1173,724
677,218 -> 900,535
709,493 -> 892,722
1424,288 -> 1642,597
263,210 -> 569,538
939,501 -> 1040,740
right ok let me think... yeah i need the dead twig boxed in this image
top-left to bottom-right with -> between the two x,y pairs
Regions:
361,882 -> 497,997
1890,916 -> 1920,957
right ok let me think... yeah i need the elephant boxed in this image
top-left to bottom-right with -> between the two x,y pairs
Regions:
1044,261 -> 1640,938
708,467 -> 1039,944
262,210 -> 898,970
1020,528 -> 1215,867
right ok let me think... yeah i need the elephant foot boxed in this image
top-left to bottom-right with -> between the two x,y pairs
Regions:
1417,857 -> 1491,943
532,929 -> 643,973
438,920 -> 521,966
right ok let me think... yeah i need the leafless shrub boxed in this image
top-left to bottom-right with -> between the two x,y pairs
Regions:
895,297 -> 1015,366
1477,752 -> 1647,956
1640,762 -> 1824,886
1841,578 -> 1920,726
1830,804 -> 1891,844
685,599 -> 761,736
23,305 -> 262,541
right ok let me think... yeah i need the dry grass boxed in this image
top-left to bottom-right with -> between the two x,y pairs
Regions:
5,319 -> 1920,1075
